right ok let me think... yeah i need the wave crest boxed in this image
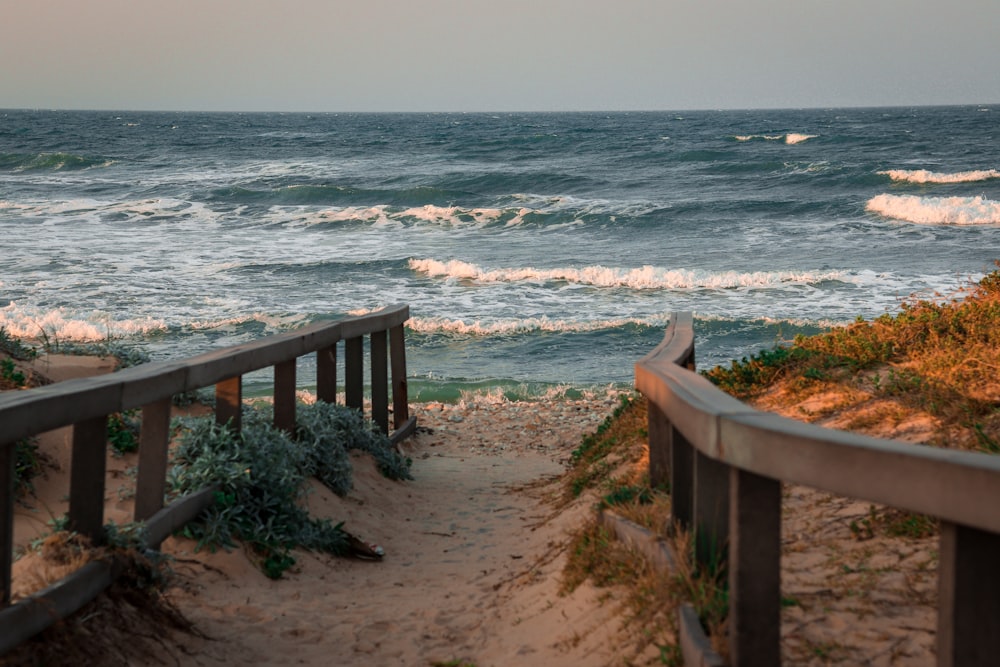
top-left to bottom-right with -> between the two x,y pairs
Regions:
878,168 -> 1000,184
733,133 -> 817,145
866,194 -> 1000,225
0,152 -> 114,172
0,304 -> 166,342
407,315 -> 668,336
408,258 -> 843,290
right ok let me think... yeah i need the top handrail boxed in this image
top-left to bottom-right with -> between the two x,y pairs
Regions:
634,311 -> 1000,534
0,304 -> 410,446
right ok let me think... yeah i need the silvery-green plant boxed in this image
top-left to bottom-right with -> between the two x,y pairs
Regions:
167,400 -> 410,578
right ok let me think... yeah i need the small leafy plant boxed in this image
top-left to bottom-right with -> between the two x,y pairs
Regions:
169,400 -> 411,578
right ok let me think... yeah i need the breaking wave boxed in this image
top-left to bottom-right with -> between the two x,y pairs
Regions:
407,315 -> 669,336
878,169 -> 1000,184
408,258 -> 844,290
733,133 -> 817,145
866,194 -> 1000,225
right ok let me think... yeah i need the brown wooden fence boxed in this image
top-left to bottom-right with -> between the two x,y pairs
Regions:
635,312 -> 1000,667
0,304 -> 414,653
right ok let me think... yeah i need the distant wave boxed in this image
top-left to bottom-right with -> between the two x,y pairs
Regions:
407,315 -> 669,336
878,168 -> 1000,184
409,258 -> 844,290
866,194 -> 1000,225
0,152 -> 114,171
733,133 -> 817,145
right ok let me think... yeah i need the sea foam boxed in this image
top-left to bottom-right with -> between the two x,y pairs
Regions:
407,315 -> 670,336
0,304 -> 166,343
878,169 -> 1000,184
866,194 -> 1000,225
408,258 -> 843,290
734,133 -> 817,145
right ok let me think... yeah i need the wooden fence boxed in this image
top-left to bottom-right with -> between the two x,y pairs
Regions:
635,312 -> 1000,667
0,304 -> 414,653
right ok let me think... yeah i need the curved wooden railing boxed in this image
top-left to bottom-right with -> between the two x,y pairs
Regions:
0,304 -> 414,653
635,312 -> 1000,667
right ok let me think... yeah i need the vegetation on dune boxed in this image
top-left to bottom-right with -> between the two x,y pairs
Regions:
169,401 -> 411,578
703,267 -> 1000,451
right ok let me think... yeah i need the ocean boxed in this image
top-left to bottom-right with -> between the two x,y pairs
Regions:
1,107 -> 998,401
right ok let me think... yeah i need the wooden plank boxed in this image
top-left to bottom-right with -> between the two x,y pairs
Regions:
0,377 -> 123,446
724,412 -> 1000,534
647,401 -> 671,490
728,467 -> 781,667
693,450 -> 729,569
345,336 -> 364,411
133,399 -> 172,522
0,441 -> 12,606
68,416 -> 108,543
670,423 -> 694,532
273,359 -> 297,434
389,323 -> 409,429
215,376 -> 242,432
371,330 -> 388,434
316,344 -> 337,404
938,521 -> 1000,666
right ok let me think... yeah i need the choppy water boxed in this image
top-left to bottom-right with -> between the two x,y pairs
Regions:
1,107 -> 998,399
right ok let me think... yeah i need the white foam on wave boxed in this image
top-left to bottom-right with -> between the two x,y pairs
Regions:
407,314 -> 671,336
0,304 -> 166,343
878,168 -> 1000,184
408,258 -> 844,290
866,194 -> 1000,225
734,133 -> 817,145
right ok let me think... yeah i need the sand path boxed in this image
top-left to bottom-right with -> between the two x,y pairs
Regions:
158,398 -> 631,667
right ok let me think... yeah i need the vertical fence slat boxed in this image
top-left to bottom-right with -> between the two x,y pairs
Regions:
389,323 -> 409,430
134,398 -> 173,524
371,330 -> 388,434
937,521 -> 1000,666
728,467 -> 782,667
215,376 -> 242,432
273,359 -> 297,434
648,401 -> 671,490
1,442 -> 13,606
69,416 -> 108,543
693,450 -> 729,569
670,424 -> 694,532
316,344 -> 337,403
345,336 -> 364,411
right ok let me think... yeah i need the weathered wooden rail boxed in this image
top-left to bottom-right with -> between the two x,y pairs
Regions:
0,304 -> 414,653
636,312 -> 1000,667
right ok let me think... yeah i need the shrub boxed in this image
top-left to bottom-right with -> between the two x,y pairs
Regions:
168,401 -> 411,578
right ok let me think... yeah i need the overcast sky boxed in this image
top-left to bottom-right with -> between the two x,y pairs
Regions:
3,0 -> 999,112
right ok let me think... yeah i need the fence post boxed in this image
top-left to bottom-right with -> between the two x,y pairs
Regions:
938,520 -> 1000,666
693,451 -> 729,569
670,424 -> 694,532
69,416 -> 108,543
215,376 -> 242,433
345,336 -> 364,411
728,467 -> 782,666
647,401 -> 671,490
389,324 -> 409,430
316,344 -> 337,404
370,330 -> 388,434
273,359 -> 297,434
134,398 -> 173,524
1,441 -> 12,606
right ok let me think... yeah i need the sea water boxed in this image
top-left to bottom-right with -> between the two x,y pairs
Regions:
1,107 -> 998,400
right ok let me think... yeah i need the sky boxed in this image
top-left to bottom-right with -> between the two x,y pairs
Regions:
3,0 -> 999,112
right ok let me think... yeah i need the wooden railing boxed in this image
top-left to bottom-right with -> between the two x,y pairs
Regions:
635,312 -> 1000,667
0,304 -> 414,652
